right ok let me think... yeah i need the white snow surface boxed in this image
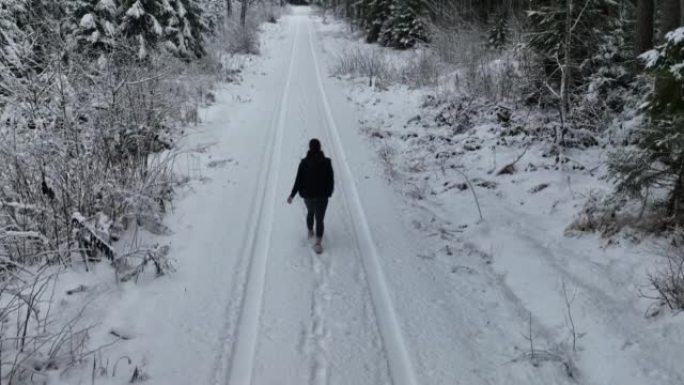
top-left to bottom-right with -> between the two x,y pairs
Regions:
665,27 -> 684,45
79,13 -> 96,30
50,7 -> 684,385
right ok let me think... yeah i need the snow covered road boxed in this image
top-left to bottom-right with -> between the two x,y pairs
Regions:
224,12 -> 417,385
192,9 -> 576,385
87,7 -> 684,385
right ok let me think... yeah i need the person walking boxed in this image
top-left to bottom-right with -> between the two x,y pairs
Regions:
287,138 -> 334,253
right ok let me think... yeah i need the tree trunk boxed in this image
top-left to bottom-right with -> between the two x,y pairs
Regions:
226,0 -> 232,19
661,0 -> 681,39
655,0 -> 682,112
240,0 -> 248,27
560,0 -> 572,127
634,0 -> 654,57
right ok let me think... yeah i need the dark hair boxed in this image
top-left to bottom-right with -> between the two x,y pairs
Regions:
309,138 -> 321,152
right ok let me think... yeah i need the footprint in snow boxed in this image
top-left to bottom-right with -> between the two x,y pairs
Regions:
206,159 -> 233,169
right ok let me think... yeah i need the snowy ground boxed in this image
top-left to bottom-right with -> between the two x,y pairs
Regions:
51,7 -> 684,385
312,11 -> 684,385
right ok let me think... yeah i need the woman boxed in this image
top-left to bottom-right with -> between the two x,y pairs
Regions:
287,138 -> 334,253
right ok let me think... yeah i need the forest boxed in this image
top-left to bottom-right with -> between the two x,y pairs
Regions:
1,0 -> 684,384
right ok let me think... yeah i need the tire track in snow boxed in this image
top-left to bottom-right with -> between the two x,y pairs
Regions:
305,21 -> 420,385
222,20 -> 300,385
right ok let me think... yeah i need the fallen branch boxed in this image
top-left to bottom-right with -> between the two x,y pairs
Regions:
497,145 -> 530,175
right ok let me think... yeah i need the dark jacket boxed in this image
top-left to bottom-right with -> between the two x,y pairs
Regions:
290,151 -> 334,199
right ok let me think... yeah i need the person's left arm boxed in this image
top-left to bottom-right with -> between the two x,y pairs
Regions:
288,161 -> 304,203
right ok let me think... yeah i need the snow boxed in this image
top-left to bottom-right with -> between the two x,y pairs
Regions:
670,63 -> 684,80
151,15 -> 163,36
104,20 -> 115,36
137,34 -> 147,59
79,13 -> 96,30
125,0 -> 145,19
96,0 -> 117,13
176,1 -> 187,18
162,0 -> 175,14
310,11 -> 684,385
665,27 -> 684,45
640,49 -> 660,68
39,6 -> 684,385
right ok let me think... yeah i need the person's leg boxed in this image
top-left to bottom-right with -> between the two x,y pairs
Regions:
314,198 -> 329,240
304,199 -> 315,235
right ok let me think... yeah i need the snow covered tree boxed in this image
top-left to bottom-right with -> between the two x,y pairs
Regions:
653,0 -> 682,119
363,0 -> 392,43
165,0 -> 206,58
527,0 -> 618,130
120,0 -> 205,59
195,0 -> 226,34
487,12 -> 509,50
67,0 -> 121,55
609,28 -> 684,223
527,0 -> 617,78
120,0 -> 168,59
0,0 -> 27,90
378,0 -> 428,48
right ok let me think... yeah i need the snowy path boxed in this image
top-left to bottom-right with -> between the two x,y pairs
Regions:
223,13 -> 417,385
201,9 -> 577,385
95,8 -> 674,385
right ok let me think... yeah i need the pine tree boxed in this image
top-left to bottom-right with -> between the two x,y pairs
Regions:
120,0 -> 168,59
119,0 -> 205,59
527,0 -> 618,131
0,0 -> 27,80
363,0 -> 391,43
67,0 -> 121,55
527,0 -> 616,76
609,28 -> 684,222
487,12 -> 508,50
164,0 -> 206,58
378,0 -> 428,49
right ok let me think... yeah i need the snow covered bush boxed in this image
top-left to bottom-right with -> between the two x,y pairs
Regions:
0,45 -> 184,268
648,231 -> 684,311
225,1 -> 283,54
226,19 -> 260,54
333,46 -> 396,86
650,250 -> 684,311
400,49 -> 440,87
0,269 -> 96,384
